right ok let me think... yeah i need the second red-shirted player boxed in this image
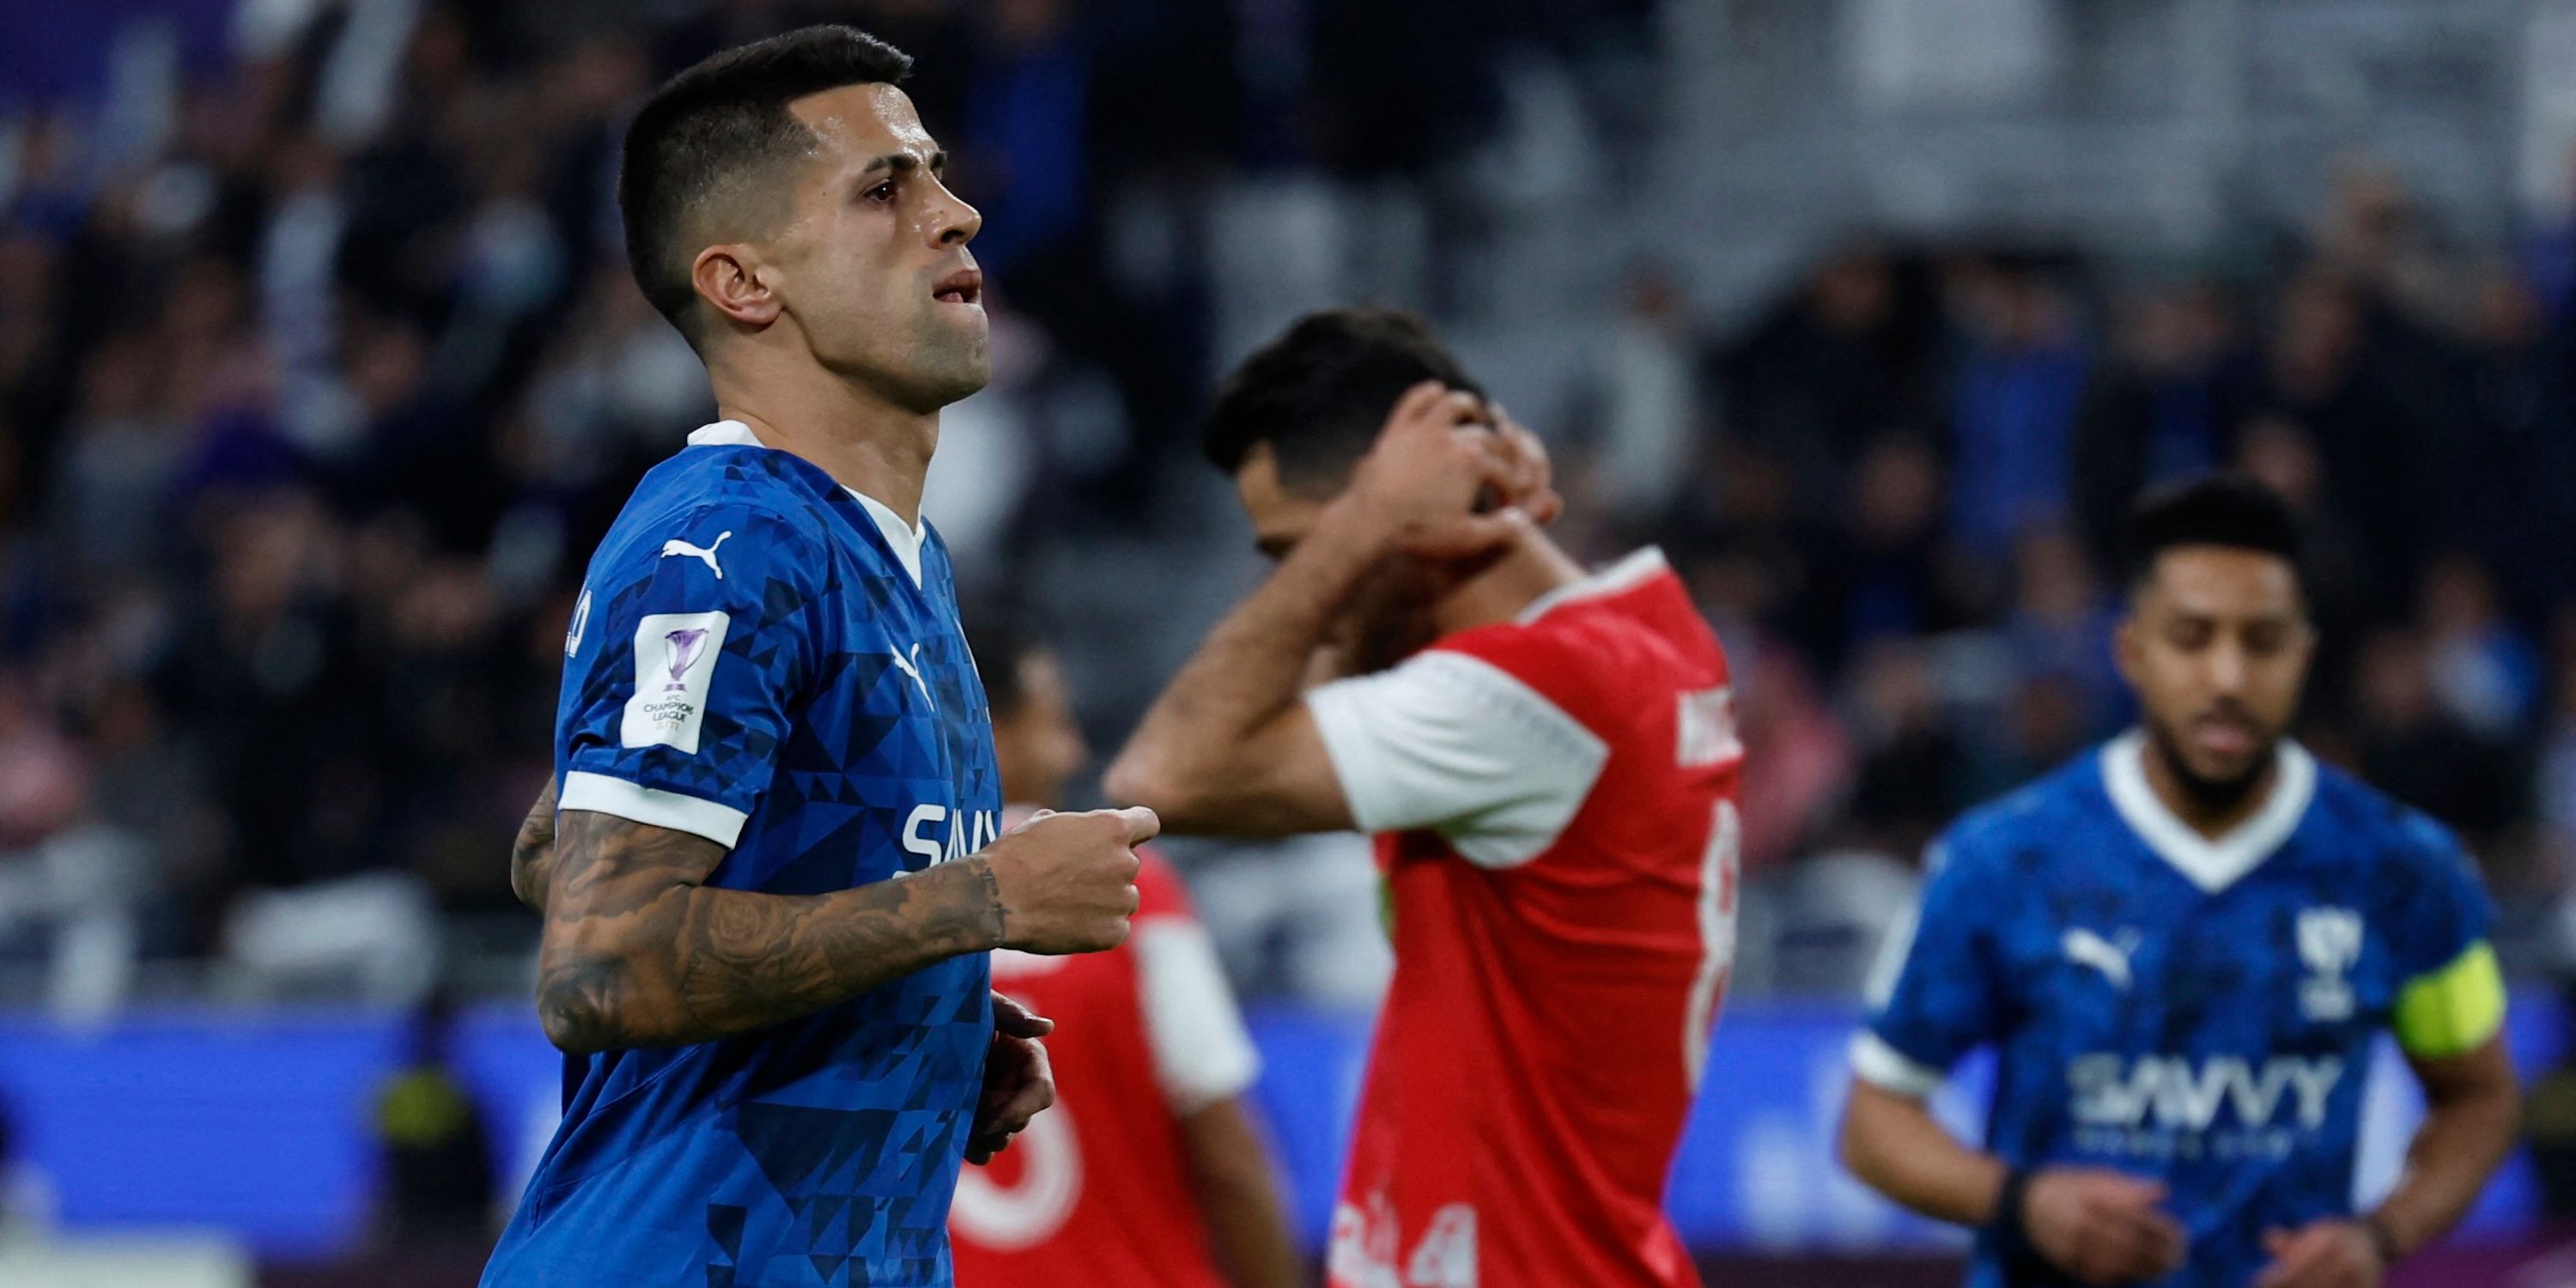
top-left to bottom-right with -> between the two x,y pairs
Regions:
1109,308 -> 1741,1288
951,628 -> 1303,1288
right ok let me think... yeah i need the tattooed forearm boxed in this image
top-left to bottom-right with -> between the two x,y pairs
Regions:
510,778 -> 561,913
534,810 -> 1006,1053
966,858 -> 1007,949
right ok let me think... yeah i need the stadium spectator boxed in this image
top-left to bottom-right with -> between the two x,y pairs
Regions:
2068,277 -> 2256,573
1945,259 -> 2089,560
2352,629 -> 2525,858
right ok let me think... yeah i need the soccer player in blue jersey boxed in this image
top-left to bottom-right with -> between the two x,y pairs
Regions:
1839,475 -> 2519,1288
483,27 -> 1155,1288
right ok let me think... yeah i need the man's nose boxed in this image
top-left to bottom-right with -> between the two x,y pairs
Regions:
931,185 -> 981,247
2208,638 -> 2250,695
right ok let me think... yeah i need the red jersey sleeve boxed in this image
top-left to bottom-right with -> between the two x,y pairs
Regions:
1129,854 -> 1261,1112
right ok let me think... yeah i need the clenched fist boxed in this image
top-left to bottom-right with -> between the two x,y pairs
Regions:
968,806 -> 1154,954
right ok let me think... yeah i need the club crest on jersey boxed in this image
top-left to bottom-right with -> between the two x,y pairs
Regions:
2296,907 -> 2362,1021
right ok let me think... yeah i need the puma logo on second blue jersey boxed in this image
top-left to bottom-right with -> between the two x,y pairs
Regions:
2063,927 -> 2139,990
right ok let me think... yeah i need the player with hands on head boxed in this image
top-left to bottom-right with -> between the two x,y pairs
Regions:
1109,307 -> 1739,1288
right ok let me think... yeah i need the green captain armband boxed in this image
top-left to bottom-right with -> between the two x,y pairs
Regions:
2391,940 -> 2506,1060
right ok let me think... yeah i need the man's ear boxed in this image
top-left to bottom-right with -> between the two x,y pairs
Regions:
2113,611 -> 2143,690
692,244 -> 781,331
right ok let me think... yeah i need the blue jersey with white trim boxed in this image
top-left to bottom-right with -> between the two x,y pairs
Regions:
484,422 -> 1001,1288
1856,734 -> 2495,1288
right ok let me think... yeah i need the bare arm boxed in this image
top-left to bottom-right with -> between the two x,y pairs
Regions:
1179,1096 -> 1304,1288
1103,505 -> 1376,835
1107,384 -> 1523,835
1838,1079 -> 2007,1226
2251,1036 -> 2518,1287
536,806 -> 1152,1054
1842,1079 -> 2185,1285
536,810 -> 1002,1052
510,777 -> 560,914
2369,1036 -> 2518,1259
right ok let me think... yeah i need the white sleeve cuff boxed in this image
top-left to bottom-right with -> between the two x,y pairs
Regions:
1134,919 -> 1261,1114
1303,652 -> 1607,868
558,771 -> 749,848
1850,1030 -> 1946,1099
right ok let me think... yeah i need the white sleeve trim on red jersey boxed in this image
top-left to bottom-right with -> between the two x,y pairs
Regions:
1303,651 -> 1609,869
558,770 -> 748,848
1849,1030 -> 1947,1099
1512,546 -> 1671,623
1134,918 -> 1262,1115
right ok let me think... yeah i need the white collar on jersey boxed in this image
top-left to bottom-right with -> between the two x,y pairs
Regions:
1515,546 -> 1670,624
2100,728 -> 2317,895
685,419 -> 927,588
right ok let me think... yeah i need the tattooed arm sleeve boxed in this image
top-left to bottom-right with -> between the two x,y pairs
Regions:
534,809 -> 1006,1054
511,777 -> 561,914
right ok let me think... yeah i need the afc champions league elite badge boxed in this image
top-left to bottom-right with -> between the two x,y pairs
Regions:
661,628 -> 711,690
623,611 -> 732,753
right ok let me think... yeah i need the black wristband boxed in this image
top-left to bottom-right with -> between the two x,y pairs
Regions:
1989,1167 -> 2035,1260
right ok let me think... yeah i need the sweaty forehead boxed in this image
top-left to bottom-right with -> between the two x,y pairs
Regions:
787,83 -> 934,165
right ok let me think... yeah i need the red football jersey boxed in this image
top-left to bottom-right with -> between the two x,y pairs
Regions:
1303,549 -> 1741,1288
951,851 -> 1261,1288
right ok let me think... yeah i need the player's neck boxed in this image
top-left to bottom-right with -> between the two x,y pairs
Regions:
2141,739 -> 2281,841
1429,532 -> 1589,636
708,358 -> 939,524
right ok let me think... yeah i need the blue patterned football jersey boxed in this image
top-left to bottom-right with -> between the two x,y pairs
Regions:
1852,732 -> 2500,1288
483,420 -> 1003,1288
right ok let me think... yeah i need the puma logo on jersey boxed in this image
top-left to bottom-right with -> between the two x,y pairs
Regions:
659,532 -> 732,578
889,643 -> 934,707
2063,927 -> 2139,990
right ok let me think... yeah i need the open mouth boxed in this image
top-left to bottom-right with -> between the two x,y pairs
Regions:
933,267 -> 982,307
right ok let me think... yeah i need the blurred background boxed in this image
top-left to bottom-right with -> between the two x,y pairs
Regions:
1,0 -> 2574,1284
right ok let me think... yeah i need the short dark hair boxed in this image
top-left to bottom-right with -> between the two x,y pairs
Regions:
1202,307 -> 1484,495
2121,471 -> 2304,591
968,618 -> 1042,720
619,26 -> 914,340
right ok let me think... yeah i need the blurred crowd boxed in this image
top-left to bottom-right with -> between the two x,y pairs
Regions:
0,0 -> 2570,1014
1589,221 -> 2576,995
